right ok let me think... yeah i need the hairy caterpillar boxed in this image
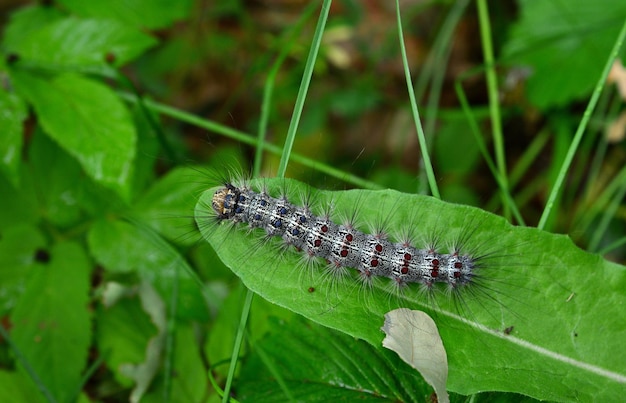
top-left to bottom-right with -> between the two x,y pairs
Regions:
194,175 -> 626,400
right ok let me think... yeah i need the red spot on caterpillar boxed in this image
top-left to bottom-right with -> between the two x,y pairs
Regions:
430,269 -> 439,277
401,266 -> 409,274
375,244 -> 383,252
404,253 -> 411,260
371,259 -> 379,267
345,234 -> 353,242
431,259 -> 439,267
340,249 -> 348,257
321,225 -> 328,233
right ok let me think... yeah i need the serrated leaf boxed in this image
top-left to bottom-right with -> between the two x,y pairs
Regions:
8,16 -> 156,68
0,89 -> 27,186
11,71 -> 136,200
88,218 -> 208,321
196,178 -> 626,402
10,241 -> 91,403
57,0 -> 193,30
503,0 -> 626,108
238,316 -> 432,402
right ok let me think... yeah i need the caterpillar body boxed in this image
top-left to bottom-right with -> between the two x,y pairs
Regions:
211,182 -> 476,292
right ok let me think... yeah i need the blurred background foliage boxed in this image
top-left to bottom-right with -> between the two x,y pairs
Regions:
0,0 -> 625,401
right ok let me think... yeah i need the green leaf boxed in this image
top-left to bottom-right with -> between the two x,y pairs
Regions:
196,178 -> 626,401
57,0 -> 194,30
12,71 -> 137,200
0,225 -> 46,316
8,16 -> 157,68
503,0 -> 626,108
0,89 -> 27,186
88,218 -> 208,321
10,241 -> 91,403
238,316 -> 431,402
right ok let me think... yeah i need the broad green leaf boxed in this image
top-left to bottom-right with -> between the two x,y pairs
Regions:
57,0 -> 194,30
10,241 -> 91,403
11,71 -> 136,200
0,224 -> 46,316
196,178 -> 626,402
0,89 -> 27,186
8,16 -> 156,68
88,218 -> 209,321
503,0 -> 626,108
238,316 -> 432,402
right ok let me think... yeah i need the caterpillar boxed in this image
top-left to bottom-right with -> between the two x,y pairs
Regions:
210,181 -> 477,293
194,175 -> 626,401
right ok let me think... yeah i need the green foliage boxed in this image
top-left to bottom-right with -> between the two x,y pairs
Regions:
0,1 -> 625,402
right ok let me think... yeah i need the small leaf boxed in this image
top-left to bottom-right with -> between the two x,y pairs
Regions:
10,241 -> 91,403
57,0 -> 193,30
8,16 -> 157,68
0,89 -> 28,186
12,71 -> 136,200
196,178 -> 626,401
382,309 -> 449,403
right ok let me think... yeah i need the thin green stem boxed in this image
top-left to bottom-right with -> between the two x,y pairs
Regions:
395,0 -> 440,199
538,19 -> 626,229
255,2 -> 319,176
476,0 -> 509,219
277,0 -> 332,178
222,289 -> 254,403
